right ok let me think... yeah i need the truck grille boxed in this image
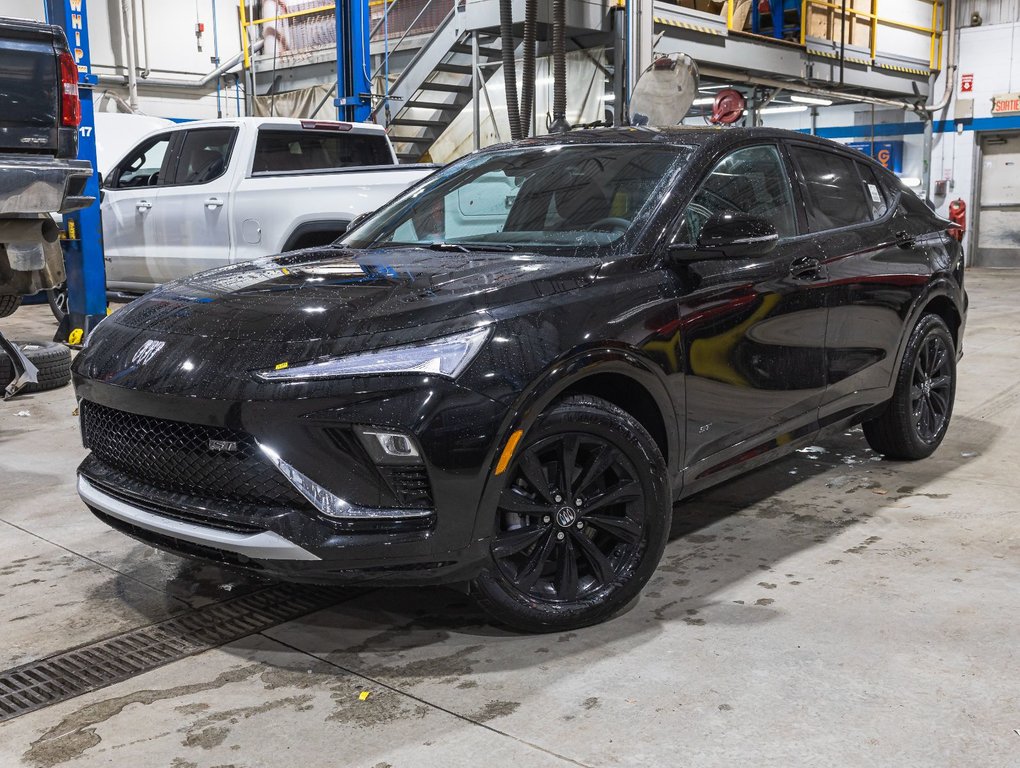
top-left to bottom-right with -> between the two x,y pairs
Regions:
80,401 -> 310,509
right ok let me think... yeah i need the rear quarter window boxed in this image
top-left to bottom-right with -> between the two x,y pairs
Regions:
856,161 -> 890,219
252,130 -> 392,174
791,145 -> 874,231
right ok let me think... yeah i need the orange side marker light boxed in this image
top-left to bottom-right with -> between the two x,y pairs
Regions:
494,429 -> 524,476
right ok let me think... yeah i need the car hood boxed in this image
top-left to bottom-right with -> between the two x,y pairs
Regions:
110,247 -> 600,342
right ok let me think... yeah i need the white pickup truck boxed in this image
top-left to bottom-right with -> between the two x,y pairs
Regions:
101,117 -> 435,292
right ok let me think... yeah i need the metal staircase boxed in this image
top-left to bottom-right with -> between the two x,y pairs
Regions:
374,6 -> 505,162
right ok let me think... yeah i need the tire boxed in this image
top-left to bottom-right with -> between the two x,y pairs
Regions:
471,395 -> 671,632
0,295 -> 21,318
0,340 -> 73,393
863,314 -> 956,460
47,281 -> 68,322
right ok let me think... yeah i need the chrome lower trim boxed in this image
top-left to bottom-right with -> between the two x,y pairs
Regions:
77,475 -> 321,561
258,442 -> 434,521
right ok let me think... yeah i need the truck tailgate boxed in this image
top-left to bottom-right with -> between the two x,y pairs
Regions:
0,19 -> 60,155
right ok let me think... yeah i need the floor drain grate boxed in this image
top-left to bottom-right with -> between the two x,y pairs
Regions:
0,583 -> 348,722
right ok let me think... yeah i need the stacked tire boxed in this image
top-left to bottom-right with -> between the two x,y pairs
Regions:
0,340 -> 72,393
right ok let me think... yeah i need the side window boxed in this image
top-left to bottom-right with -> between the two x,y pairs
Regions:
113,133 -> 172,189
856,162 -> 889,219
172,127 -> 237,185
677,144 -> 797,245
252,129 -> 393,174
791,146 -> 873,231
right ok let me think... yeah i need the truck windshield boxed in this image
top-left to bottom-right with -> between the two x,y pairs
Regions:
342,143 -> 690,257
252,129 -> 393,173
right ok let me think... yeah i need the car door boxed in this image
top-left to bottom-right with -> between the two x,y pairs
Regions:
671,143 -> 829,486
149,125 -> 238,284
101,131 -> 174,291
787,143 -> 932,424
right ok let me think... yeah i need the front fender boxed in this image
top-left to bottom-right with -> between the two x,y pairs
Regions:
468,344 -> 682,543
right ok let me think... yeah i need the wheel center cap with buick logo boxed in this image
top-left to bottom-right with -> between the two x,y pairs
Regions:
556,506 -> 577,527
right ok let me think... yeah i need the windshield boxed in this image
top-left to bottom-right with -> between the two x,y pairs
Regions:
342,143 -> 690,257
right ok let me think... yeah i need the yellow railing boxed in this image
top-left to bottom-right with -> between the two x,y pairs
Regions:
793,0 -> 944,69
717,0 -> 943,69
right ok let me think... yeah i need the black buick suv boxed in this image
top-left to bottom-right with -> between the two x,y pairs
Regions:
73,127 -> 967,632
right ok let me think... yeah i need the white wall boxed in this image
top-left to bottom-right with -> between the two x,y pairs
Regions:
928,19 -> 1020,237
0,0 -> 244,120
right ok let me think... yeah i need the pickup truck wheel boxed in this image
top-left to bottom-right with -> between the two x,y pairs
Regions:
864,314 -> 956,460
0,340 -> 72,393
472,395 -> 670,633
47,281 -> 68,321
0,295 -> 21,318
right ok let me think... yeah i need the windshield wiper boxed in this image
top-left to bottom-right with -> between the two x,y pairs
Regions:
427,242 -> 470,253
427,241 -> 515,253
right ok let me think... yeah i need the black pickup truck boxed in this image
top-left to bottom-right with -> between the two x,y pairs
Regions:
0,17 -> 93,319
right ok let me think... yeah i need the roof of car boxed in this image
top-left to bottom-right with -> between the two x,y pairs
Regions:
500,125 -> 834,148
485,125 -> 891,174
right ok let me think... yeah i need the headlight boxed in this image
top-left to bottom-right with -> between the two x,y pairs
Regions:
256,326 -> 491,381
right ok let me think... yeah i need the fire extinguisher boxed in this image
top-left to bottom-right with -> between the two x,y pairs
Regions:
948,199 -> 966,242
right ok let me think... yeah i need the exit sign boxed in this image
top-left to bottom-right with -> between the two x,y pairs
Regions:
992,93 -> 1020,115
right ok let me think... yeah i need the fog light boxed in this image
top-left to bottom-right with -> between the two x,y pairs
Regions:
365,431 -> 419,458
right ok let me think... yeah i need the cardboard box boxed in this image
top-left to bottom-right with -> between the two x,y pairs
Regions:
668,0 -> 725,15
806,0 -> 872,47
694,0 -> 725,13
731,0 -> 752,30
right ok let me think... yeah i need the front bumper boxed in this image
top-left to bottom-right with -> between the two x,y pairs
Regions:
73,372 -> 509,585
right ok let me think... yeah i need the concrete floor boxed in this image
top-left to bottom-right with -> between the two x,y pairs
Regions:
0,269 -> 1018,768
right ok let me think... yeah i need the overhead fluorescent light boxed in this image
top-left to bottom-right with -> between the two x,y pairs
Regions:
900,176 -> 922,188
757,105 -> 809,114
790,94 -> 834,106
693,97 -> 716,106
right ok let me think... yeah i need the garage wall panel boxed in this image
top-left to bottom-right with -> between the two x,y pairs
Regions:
956,0 -> 1020,26
0,0 -> 243,120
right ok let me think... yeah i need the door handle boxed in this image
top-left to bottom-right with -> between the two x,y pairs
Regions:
789,256 -> 823,280
136,200 -> 152,212
205,197 -> 224,210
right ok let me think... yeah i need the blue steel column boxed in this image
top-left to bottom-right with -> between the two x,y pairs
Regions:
334,0 -> 372,122
46,0 -> 107,344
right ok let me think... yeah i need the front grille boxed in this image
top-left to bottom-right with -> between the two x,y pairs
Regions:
379,466 -> 433,508
80,401 -> 310,509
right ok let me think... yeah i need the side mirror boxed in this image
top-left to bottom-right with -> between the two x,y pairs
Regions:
670,212 -> 779,261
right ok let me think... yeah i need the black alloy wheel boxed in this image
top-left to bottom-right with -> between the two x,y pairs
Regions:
472,395 -> 670,632
494,432 -> 645,602
864,314 -> 956,460
911,332 -> 953,443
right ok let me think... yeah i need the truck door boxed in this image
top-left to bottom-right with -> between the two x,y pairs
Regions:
150,126 -> 238,283
101,131 -> 173,291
